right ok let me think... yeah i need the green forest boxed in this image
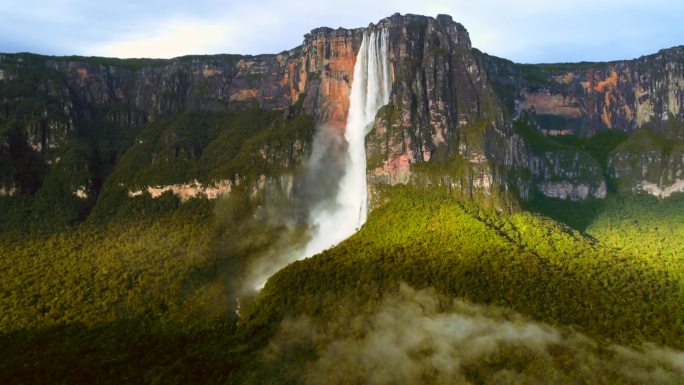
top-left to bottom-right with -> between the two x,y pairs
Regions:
2,181 -> 683,383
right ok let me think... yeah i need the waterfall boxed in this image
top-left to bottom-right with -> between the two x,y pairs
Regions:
248,28 -> 391,290
303,28 -> 392,256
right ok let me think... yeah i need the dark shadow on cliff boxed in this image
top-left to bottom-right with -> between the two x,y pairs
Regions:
522,195 -> 606,233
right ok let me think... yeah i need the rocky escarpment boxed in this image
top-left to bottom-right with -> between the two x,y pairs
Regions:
481,46 -> 684,200
611,149 -> 684,198
2,12 -> 684,228
0,13 -> 520,213
363,14 -> 519,207
362,14 -> 613,205
0,43 -> 346,157
0,28 -> 362,205
532,150 -> 606,201
481,46 -> 684,135
607,123 -> 684,198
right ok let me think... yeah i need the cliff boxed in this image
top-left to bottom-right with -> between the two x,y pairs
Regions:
481,46 -> 684,135
0,13 -> 513,216
1,13 -> 684,230
482,46 -> 684,199
361,14 -> 514,207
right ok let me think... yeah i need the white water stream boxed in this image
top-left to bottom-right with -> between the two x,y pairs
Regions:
302,28 -> 392,257
249,28 -> 391,290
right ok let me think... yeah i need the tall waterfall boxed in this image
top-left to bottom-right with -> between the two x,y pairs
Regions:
303,28 -> 392,256
248,29 -> 391,290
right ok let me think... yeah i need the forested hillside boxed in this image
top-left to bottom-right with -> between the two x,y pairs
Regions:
2,183 -> 684,384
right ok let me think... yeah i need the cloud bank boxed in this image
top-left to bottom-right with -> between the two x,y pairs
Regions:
250,284 -> 684,385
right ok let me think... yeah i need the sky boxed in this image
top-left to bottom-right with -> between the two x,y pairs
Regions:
0,0 -> 682,63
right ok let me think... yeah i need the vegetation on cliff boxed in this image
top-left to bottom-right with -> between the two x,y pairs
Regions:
0,105 -> 314,232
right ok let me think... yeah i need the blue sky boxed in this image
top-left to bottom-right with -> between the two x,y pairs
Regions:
1,0 -> 682,63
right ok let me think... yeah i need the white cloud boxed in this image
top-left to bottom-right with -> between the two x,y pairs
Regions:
92,18 -> 233,58
1,0 -> 683,62
89,4 -> 289,58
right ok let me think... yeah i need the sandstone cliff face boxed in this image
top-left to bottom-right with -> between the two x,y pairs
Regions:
298,27 -> 361,129
610,149 -> 684,198
482,46 -> 684,200
2,13 -> 684,214
0,29 -> 361,199
607,125 -> 684,198
531,150 -> 606,201
363,14 -> 517,206
0,34 -> 360,157
1,14 -> 516,208
482,46 -> 684,135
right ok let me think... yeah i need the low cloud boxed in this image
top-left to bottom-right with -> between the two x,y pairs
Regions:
250,284 -> 684,385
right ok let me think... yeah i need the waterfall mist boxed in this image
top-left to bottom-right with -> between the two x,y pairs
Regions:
245,28 -> 391,290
